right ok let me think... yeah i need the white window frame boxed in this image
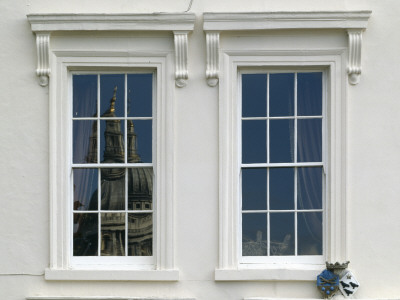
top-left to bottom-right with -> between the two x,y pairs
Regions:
204,11 -> 371,281
238,68 -> 327,266
27,13 -> 195,281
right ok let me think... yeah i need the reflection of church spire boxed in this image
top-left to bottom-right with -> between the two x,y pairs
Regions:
102,86 -> 124,163
127,91 -> 142,163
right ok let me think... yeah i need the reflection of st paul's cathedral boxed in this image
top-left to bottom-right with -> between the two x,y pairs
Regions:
74,87 -> 153,257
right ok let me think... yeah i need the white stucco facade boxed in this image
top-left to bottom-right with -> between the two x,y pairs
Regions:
0,1 -> 399,300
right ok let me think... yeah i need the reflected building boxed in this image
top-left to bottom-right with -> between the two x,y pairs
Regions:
74,87 -> 153,257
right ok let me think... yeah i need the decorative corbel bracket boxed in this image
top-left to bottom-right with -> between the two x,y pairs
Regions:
35,32 -> 50,87
347,29 -> 364,85
206,32 -> 220,87
174,31 -> 190,88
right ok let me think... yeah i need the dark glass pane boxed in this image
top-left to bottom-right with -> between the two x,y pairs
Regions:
128,213 -> 153,256
242,74 -> 267,117
101,213 -> 125,256
101,168 -> 125,210
297,167 -> 323,210
242,168 -> 267,210
129,120 -> 152,163
128,167 -> 153,210
298,72 -> 322,116
73,75 -> 97,117
270,119 -> 294,163
297,119 -> 322,162
242,213 -> 267,256
73,169 -> 98,211
242,120 -> 267,163
100,120 -> 125,164
270,212 -> 294,256
127,74 -> 153,117
270,73 -> 294,117
298,212 -> 323,255
100,74 -> 125,118
270,168 -> 294,210
73,120 -> 97,164
73,213 -> 98,256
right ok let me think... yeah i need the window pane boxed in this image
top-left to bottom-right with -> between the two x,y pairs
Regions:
130,120 -> 152,163
101,213 -> 126,256
127,74 -> 153,117
242,213 -> 267,256
242,168 -> 267,210
297,167 -> 323,210
270,168 -> 294,210
73,213 -> 98,256
297,72 -> 322,116
270,212 -> 294,256
101,168 -> 125,210
242,74 -> 267,117
73,169 -> 98,211
242,120 -> 267,163
100,120 -> 125,164
298,212 -> 322,255
100,74 -> 125,118
128,213 -> 153,256
73,75 -> 97,117
73,120 -> 97,164
270,73 -> 294,117
297,119 -> 322,162
270,119 -> 294,163
128,167 -> 153,210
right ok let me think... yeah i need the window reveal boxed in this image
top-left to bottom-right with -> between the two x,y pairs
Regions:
72,73 -> 154,257
241,72 -> 324,258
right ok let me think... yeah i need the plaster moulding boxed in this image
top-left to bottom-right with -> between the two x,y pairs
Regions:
27,13 -> 195,87
203,11 -> 371,86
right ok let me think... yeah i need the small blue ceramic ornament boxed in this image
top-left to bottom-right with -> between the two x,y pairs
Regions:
317,269 -> 339,298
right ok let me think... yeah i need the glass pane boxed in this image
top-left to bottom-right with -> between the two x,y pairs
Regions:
127,74 -> 153,117
270,212 -> 294,256
298,167 -> 323,210
128,213 -> 153,256
73,75 -> 97,117
100,120 -> 125,164
298,212 -> 323,255
242,120 -> 267,163
297,119 -> 322,162
73,120 -> 97,164
129,120 -> 152,163
242,74 -> 267,117
270,168 -> 294,210
101,168 -> 125,210
128,167 -> 153,210
297,72 -> 322,116
100,74 -> 125,117
269,73 -> 294,117
242,213 -> 267,256
101,213 -> 125,256
270,119 -> 294,163
73,169 -> 98,211
73,213 -> 98,256
242,168 -> 267,210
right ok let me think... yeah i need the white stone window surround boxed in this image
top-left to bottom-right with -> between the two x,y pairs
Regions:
205,11 -> 371,281
27,14 -> 195,281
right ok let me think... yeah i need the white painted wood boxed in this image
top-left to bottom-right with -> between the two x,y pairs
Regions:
205,32 -> 220,87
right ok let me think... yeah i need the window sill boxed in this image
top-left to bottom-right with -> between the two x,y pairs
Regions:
215,265 -> 322,281
45,268 -> 179,281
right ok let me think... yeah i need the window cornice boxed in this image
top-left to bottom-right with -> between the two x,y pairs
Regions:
27,13 -> 195,87
203,11 -> 371,86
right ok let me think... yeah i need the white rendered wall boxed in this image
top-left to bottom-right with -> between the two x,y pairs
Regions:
0,0 -> 400,299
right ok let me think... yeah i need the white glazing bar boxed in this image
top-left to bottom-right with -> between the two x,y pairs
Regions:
294,73 -> 298,256
241,115 -> 322,120
124,74 -> 128,164
97,75 -> 101,164
72,117 -> 153,121
266,73 -> 270,165
242,209 -> 323,213
125,168 -> 128,256
98,168 -> 101,257
72,163 -> 154,168
241,162 -> 323,168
